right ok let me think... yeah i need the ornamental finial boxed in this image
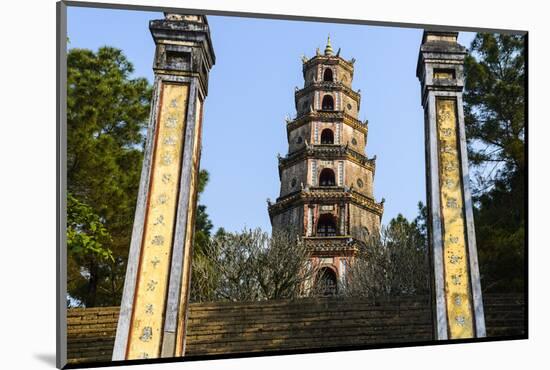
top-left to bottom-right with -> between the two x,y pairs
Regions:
324,35 -> 334,56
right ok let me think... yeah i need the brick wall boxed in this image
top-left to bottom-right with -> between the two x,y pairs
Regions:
67,306 -> 119,364
66,294 -> 525,365
484,293 -> 526,337
185,296 -> 433,356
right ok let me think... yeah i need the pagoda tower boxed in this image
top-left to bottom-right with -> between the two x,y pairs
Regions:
268,38 -> 384,293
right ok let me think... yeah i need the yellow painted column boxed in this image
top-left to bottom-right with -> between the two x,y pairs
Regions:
436,98 -> 474,338
126,83 -> 189,359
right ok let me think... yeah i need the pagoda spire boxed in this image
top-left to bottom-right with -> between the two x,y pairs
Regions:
324,35 -> 334,56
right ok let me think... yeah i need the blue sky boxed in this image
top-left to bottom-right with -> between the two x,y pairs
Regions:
67,6 -> 475,233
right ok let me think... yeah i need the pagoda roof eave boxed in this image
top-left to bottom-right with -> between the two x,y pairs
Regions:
286,111 -> 368,135
268,189 -> 384,217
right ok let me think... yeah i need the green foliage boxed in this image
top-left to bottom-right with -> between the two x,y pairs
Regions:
194,170 -> 214,255
66,47 -> 152,307
412,202 -> 428,246
67,193 -> 113,261
474,174 -> 525,292
190,170 -> 217,302
464,33 -> 525,180
464,34 -> 525,293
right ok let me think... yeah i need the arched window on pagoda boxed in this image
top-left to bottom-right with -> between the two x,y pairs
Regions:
320,129 -> 334,144
319,168 -> 336,186
316,267 -> 338,296
317,213 -> 337,236
323,68 -> 334,82
321,95 -> 334,110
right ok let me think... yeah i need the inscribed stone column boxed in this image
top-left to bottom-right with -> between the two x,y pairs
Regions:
416,30 -> 485,340
112,13 -> 215,360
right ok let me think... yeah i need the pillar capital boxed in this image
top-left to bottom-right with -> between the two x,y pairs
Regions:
417,30 -> 467,105
149,13 -> 215,96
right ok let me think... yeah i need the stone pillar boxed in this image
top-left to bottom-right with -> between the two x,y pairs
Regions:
112,13 -> 215,360
417,30 -> 485,339
339,202 -> 346,235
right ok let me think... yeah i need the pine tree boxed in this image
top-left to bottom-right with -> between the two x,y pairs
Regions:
464,34 -> 526,293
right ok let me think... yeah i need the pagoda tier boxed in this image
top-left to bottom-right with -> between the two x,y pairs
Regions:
278,144 -> 376,176
287,111 -> 367,137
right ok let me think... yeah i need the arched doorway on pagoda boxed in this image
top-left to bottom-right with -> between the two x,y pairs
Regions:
316,266 -> 338,296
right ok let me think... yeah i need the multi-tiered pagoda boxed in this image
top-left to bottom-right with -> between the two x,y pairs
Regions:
268,38 -> 384,293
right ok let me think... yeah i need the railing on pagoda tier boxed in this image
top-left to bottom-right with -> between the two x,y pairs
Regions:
304,235 -> 359,256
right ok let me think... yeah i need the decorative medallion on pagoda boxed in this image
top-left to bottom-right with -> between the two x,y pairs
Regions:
268,37 -> 384,293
